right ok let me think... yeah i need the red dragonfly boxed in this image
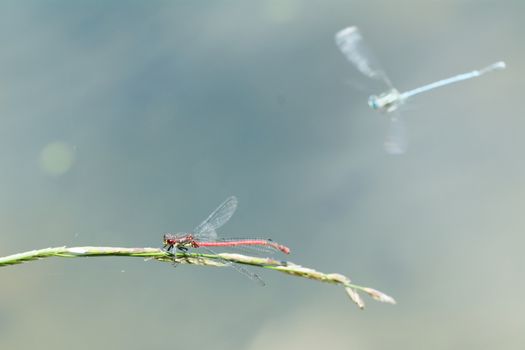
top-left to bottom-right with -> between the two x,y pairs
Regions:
163,196 -> 290,285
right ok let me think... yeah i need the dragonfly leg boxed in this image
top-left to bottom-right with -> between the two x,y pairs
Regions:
167,247 -> 184,267
163,243 -> 174,253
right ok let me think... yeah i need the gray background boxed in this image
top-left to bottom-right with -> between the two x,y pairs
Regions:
0,1 -> 523,349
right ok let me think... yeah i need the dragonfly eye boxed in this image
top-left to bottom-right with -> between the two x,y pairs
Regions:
368,95 -> 379,110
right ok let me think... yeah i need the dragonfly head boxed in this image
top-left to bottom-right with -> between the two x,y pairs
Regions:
162,233 -> 174,247
368,95 -> 380,110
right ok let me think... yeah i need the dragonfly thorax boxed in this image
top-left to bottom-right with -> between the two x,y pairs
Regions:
163,233 -> 196,248
368,89 -> 403,113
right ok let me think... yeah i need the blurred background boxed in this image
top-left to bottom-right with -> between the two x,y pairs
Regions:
0,0 -> 522,349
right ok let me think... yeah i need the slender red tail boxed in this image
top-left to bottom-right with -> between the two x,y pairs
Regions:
195,239 -> 290,255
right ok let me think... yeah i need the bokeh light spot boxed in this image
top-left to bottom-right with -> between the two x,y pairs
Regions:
39,141 -> 76,176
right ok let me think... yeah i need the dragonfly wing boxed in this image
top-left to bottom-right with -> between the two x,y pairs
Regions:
384,112 -> 407,155
199,246 -> 265,286
193,196 -> 238,240
335,26 -> 392,88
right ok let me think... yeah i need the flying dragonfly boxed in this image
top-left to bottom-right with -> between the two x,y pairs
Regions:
335,26 -> 506,154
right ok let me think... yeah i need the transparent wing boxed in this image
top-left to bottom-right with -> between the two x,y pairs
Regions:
193,196 -> 238,240
199,246 -> 265,286
335,26 -> 392,88
384,112 -> 407,155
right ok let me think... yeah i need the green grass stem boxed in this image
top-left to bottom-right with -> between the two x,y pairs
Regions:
0,246 -> 395,309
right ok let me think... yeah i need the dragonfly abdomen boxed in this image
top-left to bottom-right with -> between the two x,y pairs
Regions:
195,239 -> 290,255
